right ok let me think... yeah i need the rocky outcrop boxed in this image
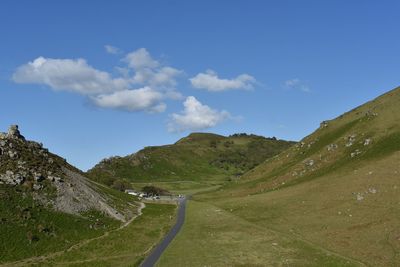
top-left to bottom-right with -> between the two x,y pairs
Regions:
0,170 -> 24,186
320,120 -> 329,128
0,125 -> 128,222
0,125 -> 61,186
6,125 -> 25,140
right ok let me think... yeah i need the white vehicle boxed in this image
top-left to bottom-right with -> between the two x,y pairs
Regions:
125,190 -> 138,196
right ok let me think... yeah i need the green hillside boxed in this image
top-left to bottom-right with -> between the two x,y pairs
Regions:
0,126 -> 141,264
0,184 -> 120,263
222,86 -> 400,195
160,86 -> 400,266
87,133 -> 295,188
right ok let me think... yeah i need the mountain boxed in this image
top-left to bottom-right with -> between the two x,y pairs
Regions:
0,125 -> 138,263
87,133 -> 295,188
190,86 -> 400,266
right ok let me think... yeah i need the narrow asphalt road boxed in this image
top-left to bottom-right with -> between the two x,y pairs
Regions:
140,197 -> 187,267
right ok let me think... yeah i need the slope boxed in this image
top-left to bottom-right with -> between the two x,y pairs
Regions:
0,125 -> 139,263
222,86 -> 400,196
163,86 -> 400,266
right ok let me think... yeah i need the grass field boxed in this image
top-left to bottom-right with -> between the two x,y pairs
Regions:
157,151 -> 400,266
157,200 -> 359,267
215,152 -> 400,266
4,203 -> 177,267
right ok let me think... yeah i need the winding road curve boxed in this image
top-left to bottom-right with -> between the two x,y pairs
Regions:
140,197 -> 187,267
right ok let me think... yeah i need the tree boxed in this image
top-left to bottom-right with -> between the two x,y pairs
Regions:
142,185 -> 170,196
111,180 -> 126,191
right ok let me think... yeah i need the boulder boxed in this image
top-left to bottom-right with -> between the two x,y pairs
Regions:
345,134 -> 356,147
304,159 -> 314,167
0,171 -> 25,186
327,143 -> 338,151
320,121 -> 329,128
364,138 -> 372,146
6,125 -> 25,140
350,149 -> 362,158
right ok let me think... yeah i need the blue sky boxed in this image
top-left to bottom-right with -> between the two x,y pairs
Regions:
1,0 -> 399,170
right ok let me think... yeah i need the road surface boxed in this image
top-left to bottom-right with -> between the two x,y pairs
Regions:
140,197 -> 187,267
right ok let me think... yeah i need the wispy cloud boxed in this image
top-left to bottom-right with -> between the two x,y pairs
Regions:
104,45 -> 122,55
167,96 -> 230,132
124,48 -> 159,69
283,78 -> 310,93
190,69 -> 256,92
124,48 -> 183,88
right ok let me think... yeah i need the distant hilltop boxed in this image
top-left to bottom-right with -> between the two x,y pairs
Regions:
87,131 -> 295,188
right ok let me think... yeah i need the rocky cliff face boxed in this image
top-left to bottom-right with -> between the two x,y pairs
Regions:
0,125 -> 59,186
0,125 -> 128,222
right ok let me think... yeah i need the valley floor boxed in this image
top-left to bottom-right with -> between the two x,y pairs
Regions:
157,151 -> 400,266
157,200 -> 360,267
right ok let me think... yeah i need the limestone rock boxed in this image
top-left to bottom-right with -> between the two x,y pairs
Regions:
0,171 -> 25,186
364,138 -> 372,146
350,149 -> 362,158
320,121 -> 329,128
345,134 -> 356,147
304,159 -> 314,167
327,143 -> 338,151
7,125 -> 25,140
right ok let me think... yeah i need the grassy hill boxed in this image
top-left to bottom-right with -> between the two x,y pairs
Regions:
87,133 -> 295,188
160,86 -> 400,266
0,125 -> 140,263
219,86 -> 400,195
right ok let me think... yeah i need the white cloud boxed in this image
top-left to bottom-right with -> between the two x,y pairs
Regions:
91,87 -> 166,113
284,78 -> 310,93
124,48 -> 160,69
168,96 -> 230,132
12,57 -> 128,95
132,66 -> 182,88
125,48 -> 182,88
105,45 -> 121,55
12,48 -> 183,113
190,70 -> 256,92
